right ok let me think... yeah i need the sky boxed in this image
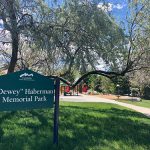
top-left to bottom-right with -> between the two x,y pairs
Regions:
95,0 -> 129,31
104,0 -> 128,27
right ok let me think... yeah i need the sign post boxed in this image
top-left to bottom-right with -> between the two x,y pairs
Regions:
53,77 -> 60,145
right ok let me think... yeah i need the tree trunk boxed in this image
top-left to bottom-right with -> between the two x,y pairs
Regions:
7,0 -> 19,74
7,32 -> 19,73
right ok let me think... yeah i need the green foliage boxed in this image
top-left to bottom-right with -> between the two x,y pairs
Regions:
87,75 -> 115,94
126,0 -> 150,72
28,0 -> 127,77
100,76 -> 115,94
87,75 -> 100,92
112,76 -> 131,95
0,102 -> 150,150
129,69 -> 150,97
59,0 -> 126,73
143,86 -> 150,99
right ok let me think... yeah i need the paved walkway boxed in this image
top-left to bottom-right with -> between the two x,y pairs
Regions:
60,94 -> 150,118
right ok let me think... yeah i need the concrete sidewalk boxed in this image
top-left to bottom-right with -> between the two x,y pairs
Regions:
60,94 -> 150,118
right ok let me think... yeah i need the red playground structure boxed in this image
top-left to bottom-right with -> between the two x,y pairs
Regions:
82,84 -> 88,93
60,82 -> 88,96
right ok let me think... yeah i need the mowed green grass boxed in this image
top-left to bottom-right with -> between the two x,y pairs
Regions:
117,99 -> 150,108
0,102 -> 150,150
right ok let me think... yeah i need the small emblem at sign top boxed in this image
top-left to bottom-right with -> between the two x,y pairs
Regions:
19,73 -> 34,81
20,73 -> 33,78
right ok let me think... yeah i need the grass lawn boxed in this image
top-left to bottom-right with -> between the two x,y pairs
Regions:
0,102 -> 150,150
116,99 -> 150,108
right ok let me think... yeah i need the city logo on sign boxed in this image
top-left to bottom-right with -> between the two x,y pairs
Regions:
19,73 -> 34,81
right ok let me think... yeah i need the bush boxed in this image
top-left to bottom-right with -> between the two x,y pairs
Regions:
143,86 -> 150,99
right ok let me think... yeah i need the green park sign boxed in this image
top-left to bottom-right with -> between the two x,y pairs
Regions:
0,69 -> 54,111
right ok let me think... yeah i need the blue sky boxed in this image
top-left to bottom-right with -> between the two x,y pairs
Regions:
96,0 -> 128,29
106,0 -> 128,26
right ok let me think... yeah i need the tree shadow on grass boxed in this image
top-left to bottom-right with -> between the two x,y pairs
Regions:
0,111 -> 17,139
60,105 -> 147,119
0,106 -> 150,150
56,106 -> 150,150
0,109 -> 54,150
